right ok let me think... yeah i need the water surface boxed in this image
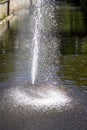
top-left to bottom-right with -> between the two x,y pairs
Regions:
0,0 -> 87,130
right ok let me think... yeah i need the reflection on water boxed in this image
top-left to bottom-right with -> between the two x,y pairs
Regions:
57,55 -> 87,90
0,28 -> 16,82
54,1 -> 87,91
60,35 -> 87,55
55,1 -> 87,33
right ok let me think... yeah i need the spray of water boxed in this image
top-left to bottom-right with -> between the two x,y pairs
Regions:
32,0 -> 42,84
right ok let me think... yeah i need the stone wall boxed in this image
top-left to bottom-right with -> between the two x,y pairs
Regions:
10,0 -> 30,12
0,0 -> 37,37
0,0 -> 36,20
0,3 -> 7,20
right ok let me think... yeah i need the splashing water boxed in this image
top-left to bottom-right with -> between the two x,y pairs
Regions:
32,0 -> 42,84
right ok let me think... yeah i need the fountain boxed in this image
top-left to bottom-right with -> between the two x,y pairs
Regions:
32,0 -> 42,84
0,1 -> 87,130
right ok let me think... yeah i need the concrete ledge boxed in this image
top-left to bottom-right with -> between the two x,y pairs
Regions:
0,13 -> 13,25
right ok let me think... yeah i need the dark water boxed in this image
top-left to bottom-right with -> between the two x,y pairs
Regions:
55,1 -> 87,92
0,1 -> 87,130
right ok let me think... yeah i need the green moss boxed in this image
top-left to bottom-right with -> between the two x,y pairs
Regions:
2,13 -> 7,20
0,0 -> 4,2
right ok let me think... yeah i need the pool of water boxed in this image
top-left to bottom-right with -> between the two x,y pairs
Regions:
0,0 -> 87,130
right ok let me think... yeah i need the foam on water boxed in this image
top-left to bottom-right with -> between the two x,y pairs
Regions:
5,84 -> 72,112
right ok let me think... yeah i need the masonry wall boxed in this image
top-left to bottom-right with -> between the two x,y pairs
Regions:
0,0 -> 36,20
10,0 -> 30,12
0,0 -> 36,37
0,3 -> 7,20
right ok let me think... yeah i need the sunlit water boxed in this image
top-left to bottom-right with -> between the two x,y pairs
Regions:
4,84 -> 71,111
0,1 -> 87,130
32,0 -> 42,84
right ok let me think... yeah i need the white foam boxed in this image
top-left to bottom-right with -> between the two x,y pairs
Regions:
8,85 -> 71,111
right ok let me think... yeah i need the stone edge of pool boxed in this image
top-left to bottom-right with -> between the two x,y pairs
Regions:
0,13 -> 13,25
